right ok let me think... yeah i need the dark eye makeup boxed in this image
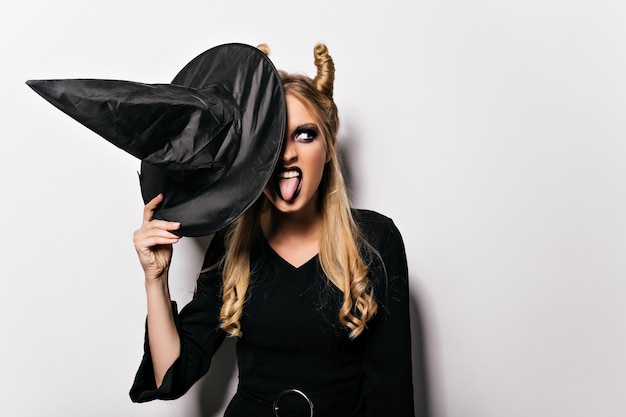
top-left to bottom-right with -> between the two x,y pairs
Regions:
293,123 -> 319,142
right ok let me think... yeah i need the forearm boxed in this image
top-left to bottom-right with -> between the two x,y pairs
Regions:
145,276 -> 181,387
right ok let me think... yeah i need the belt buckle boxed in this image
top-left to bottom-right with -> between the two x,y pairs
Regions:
273,388 -> 314,417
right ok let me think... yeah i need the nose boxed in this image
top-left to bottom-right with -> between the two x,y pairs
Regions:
281,138 -> 297,164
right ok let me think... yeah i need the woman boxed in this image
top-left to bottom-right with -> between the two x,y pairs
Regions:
130,43 -> 415,416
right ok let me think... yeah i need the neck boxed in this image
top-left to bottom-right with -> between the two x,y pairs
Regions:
260,202 -> 323,268
261,202 -> 322,243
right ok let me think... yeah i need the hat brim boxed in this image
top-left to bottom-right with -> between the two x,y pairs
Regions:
140,43 -> 285,237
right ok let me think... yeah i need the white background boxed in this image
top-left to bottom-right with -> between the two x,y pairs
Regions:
1,1 -> 625,416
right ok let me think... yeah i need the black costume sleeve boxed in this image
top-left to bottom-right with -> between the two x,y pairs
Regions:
129,233 -> 227,402
360,212 -> 416,416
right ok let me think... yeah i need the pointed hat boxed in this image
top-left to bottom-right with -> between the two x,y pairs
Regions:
27,43 -> 286,236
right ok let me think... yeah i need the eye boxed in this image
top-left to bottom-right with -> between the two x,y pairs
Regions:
293,125 -> 319,143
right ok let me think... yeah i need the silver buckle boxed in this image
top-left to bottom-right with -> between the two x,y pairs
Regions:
273,388 -> 314,417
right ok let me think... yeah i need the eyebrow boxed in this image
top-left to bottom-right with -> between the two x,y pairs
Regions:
293,123 -> 318,131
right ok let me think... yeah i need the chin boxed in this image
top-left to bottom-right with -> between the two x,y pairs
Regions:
271,199 -> 300,213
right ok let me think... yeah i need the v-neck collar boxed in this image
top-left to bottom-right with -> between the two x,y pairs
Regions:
260,233 -> 319,271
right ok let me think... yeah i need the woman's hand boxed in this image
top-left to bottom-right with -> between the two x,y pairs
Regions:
133,194 -> 181,281
133,194 -> 182,384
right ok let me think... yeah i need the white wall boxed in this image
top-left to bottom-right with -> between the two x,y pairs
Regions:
2,1 -> 625,416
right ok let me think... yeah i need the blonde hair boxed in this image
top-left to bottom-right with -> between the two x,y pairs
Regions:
219,43 -> 378,339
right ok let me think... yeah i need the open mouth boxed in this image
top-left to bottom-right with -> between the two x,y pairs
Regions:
276,167 -> 302,202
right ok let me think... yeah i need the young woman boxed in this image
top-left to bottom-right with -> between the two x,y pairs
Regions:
130,43 -> 416,417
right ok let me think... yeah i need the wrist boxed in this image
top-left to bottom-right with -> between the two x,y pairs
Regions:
144,273 -> 169,291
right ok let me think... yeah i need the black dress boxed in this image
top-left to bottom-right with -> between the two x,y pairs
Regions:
130,210 -> 415,416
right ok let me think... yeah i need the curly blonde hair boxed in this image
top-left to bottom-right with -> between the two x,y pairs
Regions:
219,43 -> 378,339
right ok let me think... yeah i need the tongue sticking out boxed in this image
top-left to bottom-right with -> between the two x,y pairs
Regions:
278,176 -> 301,202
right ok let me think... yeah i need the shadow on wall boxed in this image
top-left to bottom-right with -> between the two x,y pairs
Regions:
337,133 -> 358,204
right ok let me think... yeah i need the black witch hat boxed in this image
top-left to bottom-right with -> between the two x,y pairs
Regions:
27,43 -> 286,237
